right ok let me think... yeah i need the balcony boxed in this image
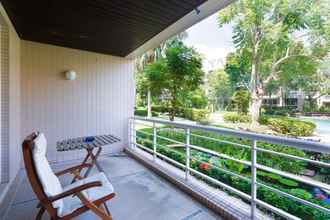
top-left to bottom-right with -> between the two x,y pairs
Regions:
4,153 -> 220,220
3,118 -> 330,220
128,117 -> 330,220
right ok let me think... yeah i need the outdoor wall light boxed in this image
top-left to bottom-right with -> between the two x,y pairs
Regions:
194,7 -> 201,15
65,70 -> 77,80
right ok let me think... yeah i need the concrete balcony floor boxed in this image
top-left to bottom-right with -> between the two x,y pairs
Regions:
4,153 -> 221,220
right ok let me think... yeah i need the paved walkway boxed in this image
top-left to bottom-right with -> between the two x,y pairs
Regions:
4,154 -> 221,220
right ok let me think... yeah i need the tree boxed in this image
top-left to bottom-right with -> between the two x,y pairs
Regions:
181,88 -> 208,109
207,69 -> 232,111
224,52 -> 251,90
144,42 -> 204,120
135,32 -> 188,117
218,0 -> 330,127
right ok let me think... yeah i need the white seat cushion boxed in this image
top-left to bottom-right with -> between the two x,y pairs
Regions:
32,133 -> 64,214
60,172 -> 114,217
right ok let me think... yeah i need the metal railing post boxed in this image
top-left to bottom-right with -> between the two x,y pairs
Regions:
131,118 -> 136,149
153,122 -> 157,162
128,118 -> 131,148
185,128 -> 190,181
251,139 -> 257,220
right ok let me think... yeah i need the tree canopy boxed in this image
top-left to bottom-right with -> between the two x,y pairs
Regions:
144,42 -> 204,120
218,0 -> 330,126
207,69 -> 232,110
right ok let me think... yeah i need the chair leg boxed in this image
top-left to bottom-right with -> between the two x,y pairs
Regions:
103,203 -> 111,216
36,207 -> 45,220
77,193 -> 112,220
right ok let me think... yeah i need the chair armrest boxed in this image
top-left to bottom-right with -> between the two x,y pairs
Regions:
49,181 -> 102,202
55,163 -> 93,176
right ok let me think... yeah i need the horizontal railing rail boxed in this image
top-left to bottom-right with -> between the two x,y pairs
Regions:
129,116 -> 330,220
132,116 -> 330,153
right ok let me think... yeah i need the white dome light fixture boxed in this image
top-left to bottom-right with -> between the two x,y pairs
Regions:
65,70 -> 77,80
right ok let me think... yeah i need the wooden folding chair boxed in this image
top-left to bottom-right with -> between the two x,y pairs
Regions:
22,132 -> 116,220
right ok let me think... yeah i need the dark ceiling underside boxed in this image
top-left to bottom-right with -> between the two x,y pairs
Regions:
2,0 -> 206,57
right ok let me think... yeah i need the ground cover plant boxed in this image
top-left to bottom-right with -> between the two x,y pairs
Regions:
136,127 -> 330,219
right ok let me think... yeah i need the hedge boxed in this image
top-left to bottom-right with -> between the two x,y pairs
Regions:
222,113 -> 316,137
223,112 -> 251,123
265,117 -> 316,137
183,108 -> 210,122
136,130 -> 329,219
151,105 -> 169,113
134,108 -> 159,117
263,106 -> 297,116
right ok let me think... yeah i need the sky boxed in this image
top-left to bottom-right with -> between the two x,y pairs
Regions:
183,13 -> 235,72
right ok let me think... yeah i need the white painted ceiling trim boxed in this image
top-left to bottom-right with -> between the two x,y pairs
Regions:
125,0 -> 234,59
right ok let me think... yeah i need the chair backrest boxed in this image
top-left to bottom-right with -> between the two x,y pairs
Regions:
22,132 -> 64,217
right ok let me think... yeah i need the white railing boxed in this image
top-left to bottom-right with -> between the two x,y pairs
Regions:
128,116 -> 330,220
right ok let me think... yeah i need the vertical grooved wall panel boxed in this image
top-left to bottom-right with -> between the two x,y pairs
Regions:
0,4 -> 21,184
0,15 -> 9,183
21,40 -> 135,163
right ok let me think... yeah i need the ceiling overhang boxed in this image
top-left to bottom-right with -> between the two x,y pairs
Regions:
1,0 -> 233,58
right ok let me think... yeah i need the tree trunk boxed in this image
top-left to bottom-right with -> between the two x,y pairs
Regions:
147,90 -> 152,118
297,89 -> 305,112
269,92 -> 273,112
169,94 -> 176,121
279,87 -> 284,107
250,43 -> 261,128
169,101 -> 175,121
251,98 -> 262,127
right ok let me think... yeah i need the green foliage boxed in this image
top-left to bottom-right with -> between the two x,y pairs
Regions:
257,171 -> 300,188
136,128 -> 328,219
223,112 -> 251,123
218,0 -> 330,124
267,117 -> 316,136
181,89 -> 208,109
224,52 -> 251,89
263,107 -> 296,116
134,108 -> 159,117
190,91 -> 208,109
139,127 -> 306,174
207,69 -> 232,110
225,151 -> 247,174
151,105 -> 168,113
289,189 -> 312,201
231,89 -> 250,113
144,42 -> 204,120
183,108 -> 210,123
279,178 -> 299,188
318,106 -> 330,113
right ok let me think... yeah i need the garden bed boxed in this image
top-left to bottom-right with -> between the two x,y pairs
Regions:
136,127 -> 330,220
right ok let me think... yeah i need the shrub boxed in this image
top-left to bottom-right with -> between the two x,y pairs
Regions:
223,112 -> 251,123
279,178 -> 299,188
258,115 -> 270,125
191,94 -> 208,109
136,128 -> 329,219
264,106 -> 296,116
152,105 -> 169,113
267,117 -> 316,136
231,89 -> 250,113
183,108 -> 210,122
134,108 -> 159,117
319,106 -> 330,113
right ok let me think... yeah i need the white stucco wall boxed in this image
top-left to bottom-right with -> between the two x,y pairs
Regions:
21,40 -> 135,163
